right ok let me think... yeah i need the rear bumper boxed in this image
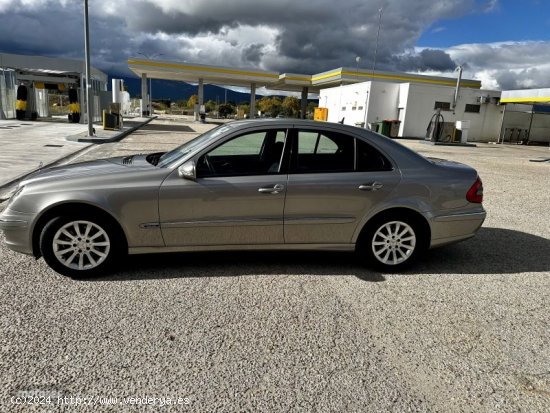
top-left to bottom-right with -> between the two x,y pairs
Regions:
0,210 -> 34,255
429,210 -> 486,248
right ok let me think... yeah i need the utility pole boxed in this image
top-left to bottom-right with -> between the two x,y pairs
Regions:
84,0 -> 93,136
371,7 -> 383,77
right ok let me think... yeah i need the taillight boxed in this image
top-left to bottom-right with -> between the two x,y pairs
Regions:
466,177 -> 483,203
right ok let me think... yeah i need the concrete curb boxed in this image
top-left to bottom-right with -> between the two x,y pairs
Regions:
68,116 -> 157,144
421,140 -> 477,147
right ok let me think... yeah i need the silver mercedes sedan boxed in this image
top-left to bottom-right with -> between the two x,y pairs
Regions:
0,119 -> 486,277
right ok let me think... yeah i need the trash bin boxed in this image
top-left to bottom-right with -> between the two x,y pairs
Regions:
389,120 -> 401,138
380,120 -> 392,137
103,110 -> 119,130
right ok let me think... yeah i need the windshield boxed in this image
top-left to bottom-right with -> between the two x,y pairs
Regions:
156,124 -> 235,168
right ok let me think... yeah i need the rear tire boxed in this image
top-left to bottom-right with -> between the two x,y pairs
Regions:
39,215 -> 122,278
359,216 -> 426,272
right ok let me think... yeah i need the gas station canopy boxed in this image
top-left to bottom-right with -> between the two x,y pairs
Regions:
127,58 -> 482,94
127,57 -> 482,119
500,88 -> 550,104
128,59 -> 281,88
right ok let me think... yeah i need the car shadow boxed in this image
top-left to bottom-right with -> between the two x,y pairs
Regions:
86,227 -> 549,282
93,250 -> 386,282
412,227 -> 550,274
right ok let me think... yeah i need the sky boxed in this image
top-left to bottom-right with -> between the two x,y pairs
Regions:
0,0 -> 548,91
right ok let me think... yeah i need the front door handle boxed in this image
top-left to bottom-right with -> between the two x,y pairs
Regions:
258,184 -> 285,194
359,182 -> 383,191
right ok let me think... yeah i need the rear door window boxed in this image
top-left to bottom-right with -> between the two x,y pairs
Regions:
292,130 -> 354,173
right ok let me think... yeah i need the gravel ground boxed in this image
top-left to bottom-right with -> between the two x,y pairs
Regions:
1,120 -> 549,412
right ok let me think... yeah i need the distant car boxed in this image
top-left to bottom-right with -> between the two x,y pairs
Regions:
0,119 -> 485,277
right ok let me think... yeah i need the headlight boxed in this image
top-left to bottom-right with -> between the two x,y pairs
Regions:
5,186 -> 25,209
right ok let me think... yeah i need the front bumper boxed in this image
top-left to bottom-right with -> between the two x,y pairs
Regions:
0,209 -> 34,255
429,209 -> 487,248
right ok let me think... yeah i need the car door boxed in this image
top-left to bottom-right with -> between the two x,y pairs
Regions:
283,127 -> 401,244
158,128 -> 289,247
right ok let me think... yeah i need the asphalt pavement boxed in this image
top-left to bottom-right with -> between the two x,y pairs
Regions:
0,117 -> 548,412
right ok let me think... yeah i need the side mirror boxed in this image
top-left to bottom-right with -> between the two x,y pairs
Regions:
178,160 -> 196,181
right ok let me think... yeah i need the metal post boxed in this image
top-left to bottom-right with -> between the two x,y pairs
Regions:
141,73 -> 148,116
371,7 -> 383,78
526,105 -> 535,144
149,77 -> 153,115
452,65 -> 463,112
301,87 -> 308,119
84,0 -> 93,136
197,78 -> 204,121
498,104 -> 506,144
249,83 -> 256,119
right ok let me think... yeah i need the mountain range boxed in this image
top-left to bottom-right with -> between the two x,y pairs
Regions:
113,76 -> 258,104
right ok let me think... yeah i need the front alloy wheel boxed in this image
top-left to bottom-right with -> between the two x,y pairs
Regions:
40,216 -> 120,277
52,220 -> 111,271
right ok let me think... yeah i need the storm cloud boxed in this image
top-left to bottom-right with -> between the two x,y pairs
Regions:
0,0 -> 547,90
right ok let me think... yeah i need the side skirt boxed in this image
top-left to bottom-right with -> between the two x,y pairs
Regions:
129,243 -> 356,255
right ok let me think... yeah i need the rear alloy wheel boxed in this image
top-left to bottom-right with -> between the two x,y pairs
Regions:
363,218 -> 423,271
40,216 -> 120,277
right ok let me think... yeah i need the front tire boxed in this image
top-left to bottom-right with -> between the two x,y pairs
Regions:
39,216 -> 121,278
360,217 -> 425,271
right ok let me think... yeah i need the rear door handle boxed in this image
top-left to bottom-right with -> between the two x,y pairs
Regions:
359,182 -> 383,191
258,184 -> 285,194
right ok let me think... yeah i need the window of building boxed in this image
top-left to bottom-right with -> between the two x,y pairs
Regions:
464,104 -> 481,113
434,101 -> 451,111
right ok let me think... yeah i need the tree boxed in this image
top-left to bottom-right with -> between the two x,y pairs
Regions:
187,95 -> 198,108
239,103 -> 250,118
281,96 -> 300,118
205,100 -> 216,113
257,96 -> 282,117
218,103 -> 234,118
175,99 -> 187,108
257,96 -> 272,114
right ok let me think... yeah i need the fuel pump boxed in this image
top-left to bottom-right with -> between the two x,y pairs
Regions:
425,108 -> 444,142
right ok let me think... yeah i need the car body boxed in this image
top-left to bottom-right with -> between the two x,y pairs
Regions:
0,119 -> 486,277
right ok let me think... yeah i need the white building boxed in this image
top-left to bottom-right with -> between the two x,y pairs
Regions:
320,80 -> 503,142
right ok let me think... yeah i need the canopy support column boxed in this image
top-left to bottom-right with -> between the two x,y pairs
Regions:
141,73 -> 149,116
301,87 -> 309,119
249,82 -> 256,119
